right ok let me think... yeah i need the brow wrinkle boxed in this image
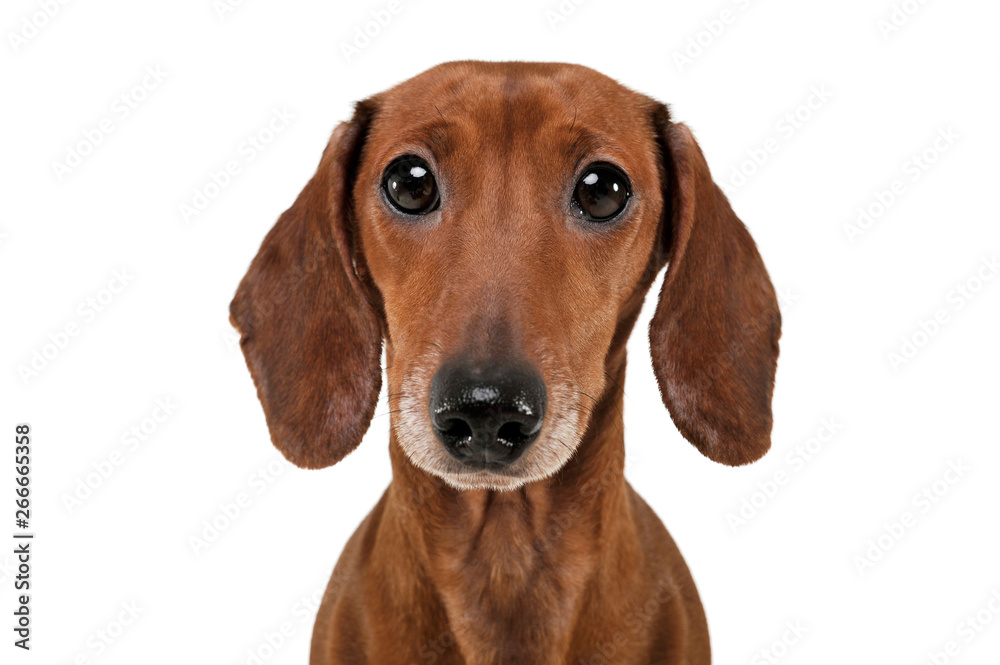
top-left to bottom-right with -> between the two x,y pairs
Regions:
568,128 -> 600,173
424,120 -> 452,158
434,104 -> 448,128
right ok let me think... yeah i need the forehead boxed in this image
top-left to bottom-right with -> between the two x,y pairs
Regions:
363,62 -> 658,169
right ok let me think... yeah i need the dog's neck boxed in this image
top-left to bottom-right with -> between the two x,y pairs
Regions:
382,347 -> 640,659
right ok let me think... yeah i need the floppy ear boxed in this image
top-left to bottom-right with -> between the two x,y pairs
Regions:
230,102 -> 382,469
649,106 -> 781,466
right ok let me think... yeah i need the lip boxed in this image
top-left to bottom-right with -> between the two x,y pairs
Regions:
444,455 -> 532,479
455,459 -> 522,474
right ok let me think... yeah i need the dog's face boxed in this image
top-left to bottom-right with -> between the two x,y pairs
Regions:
231,62 -> 780,490
354,64 -> 665,489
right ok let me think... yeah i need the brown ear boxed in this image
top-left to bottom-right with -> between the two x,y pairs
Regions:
229,103 -> 382,469
649,107 -> 781,466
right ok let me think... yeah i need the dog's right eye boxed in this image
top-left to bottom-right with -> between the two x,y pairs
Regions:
382,155 -> 440,215
571,163 -> 631,223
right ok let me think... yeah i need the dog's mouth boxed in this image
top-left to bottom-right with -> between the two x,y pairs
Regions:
418,433 -> 573,491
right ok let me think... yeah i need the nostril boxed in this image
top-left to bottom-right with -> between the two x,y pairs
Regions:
497,421 -> 531,446
439,417 -> 472,446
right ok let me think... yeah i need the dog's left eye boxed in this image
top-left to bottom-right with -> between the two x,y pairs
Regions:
382,155 -> 440,214
571,163 -> 631,223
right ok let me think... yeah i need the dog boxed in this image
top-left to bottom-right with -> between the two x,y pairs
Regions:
231,61 -> 781,664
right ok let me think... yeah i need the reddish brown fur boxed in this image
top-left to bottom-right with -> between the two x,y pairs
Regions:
231,61 -> 780,664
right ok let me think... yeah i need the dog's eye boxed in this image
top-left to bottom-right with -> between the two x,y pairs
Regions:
383,155 -> 440,214
571,163 -> 630,222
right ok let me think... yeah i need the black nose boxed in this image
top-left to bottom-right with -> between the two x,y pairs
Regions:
429,359 -> 546,468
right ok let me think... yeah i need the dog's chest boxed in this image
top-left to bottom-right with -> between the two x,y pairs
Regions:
421,494 -> 596,664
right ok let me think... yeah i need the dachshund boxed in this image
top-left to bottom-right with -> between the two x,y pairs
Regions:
231,61 -> 781,665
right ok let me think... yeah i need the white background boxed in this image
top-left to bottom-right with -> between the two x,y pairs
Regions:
3,0 -> 999,663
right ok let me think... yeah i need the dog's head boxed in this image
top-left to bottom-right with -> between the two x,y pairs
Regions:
231,61 -> 780,491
